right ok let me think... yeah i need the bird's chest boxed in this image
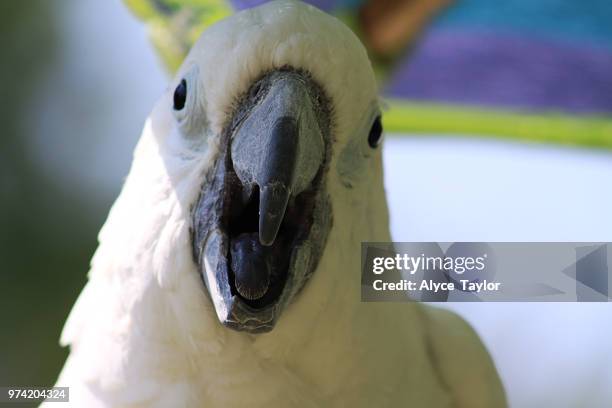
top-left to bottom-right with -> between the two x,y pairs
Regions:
301,342 -> 452,408
195,330 -> 451,408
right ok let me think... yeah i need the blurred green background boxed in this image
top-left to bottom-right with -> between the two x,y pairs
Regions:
0,0 -> 164,391
0,0 -> 82,387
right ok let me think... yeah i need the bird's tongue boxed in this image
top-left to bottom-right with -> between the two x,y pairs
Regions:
230,232 -> 273,301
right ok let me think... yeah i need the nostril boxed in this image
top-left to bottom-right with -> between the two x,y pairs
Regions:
250,82 -> 263,100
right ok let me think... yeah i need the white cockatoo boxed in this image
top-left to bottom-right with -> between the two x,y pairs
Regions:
47,1 -> 505,406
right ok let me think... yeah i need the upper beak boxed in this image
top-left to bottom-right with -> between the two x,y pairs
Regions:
230,72 -> 325,246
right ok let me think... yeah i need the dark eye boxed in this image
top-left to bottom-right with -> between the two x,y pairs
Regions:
368,116 -> 383,148
173,79 -> 187,110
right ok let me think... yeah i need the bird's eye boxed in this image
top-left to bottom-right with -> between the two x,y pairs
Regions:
173,79 -> 187,111
368,116 -> 383,148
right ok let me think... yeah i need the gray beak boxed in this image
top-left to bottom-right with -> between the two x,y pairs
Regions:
231,72 -> 325,246
192,69 -> 332,333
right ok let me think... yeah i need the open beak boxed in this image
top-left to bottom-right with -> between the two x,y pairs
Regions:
192,69 -> 332,333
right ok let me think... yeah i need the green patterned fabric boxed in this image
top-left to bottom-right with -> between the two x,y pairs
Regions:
385,101 -> 612,150
124,0 -> 612,150
124,0 -> 231,72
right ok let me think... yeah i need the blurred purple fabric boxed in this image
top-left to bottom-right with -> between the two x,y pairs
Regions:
230,0 -> 335,11
386,30 -> 612,114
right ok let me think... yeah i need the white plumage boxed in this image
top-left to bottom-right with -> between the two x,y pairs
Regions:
47,1 -> 506,406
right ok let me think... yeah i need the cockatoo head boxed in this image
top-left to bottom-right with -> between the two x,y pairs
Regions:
147,0 -> 385,334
